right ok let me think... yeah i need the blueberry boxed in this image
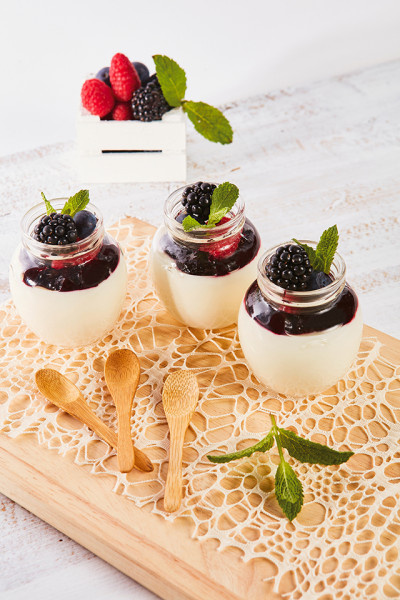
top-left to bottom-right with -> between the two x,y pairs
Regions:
132,61 -> 150,85
175,212 -> 187,224
74,210 -> 97,239
96,67 -> 110,87
308,271 -> 332,290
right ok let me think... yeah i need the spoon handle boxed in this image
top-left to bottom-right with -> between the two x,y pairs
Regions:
117,408 -> 135,473
164,417 -> 187,512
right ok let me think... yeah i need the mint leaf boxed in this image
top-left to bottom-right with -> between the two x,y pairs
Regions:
275,459 -> 303,520
207,182 -> 239,227
293,225 -> 339,275
182,101 -> 233,145
61,190 -> 89,217
316,225 -> 339,274
207,430 -> 274,463
182,215 -> 202,232
276,489 -> 304,522
279,429 -> 353,465
292,238 -> 323,271
41,192 -> 55,215
153,55 -> 186,108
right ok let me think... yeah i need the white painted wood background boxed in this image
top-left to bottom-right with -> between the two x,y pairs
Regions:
1,60 -> 400,599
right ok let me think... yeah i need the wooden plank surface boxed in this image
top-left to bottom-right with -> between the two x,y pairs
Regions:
1,59 -> 400,600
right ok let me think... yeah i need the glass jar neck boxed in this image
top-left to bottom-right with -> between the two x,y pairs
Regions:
163,184 -> 245,248
21,199 -> 104,263
257,241 -> 347,312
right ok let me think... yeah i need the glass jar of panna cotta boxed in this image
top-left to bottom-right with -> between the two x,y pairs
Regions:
9,199 -> 128,347
238,242 -> 363,396
150,185 -> 261,329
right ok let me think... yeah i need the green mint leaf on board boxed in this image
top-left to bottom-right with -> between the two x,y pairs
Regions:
207,430 -> 274,463
275,483 -> 304,521
207,182 -> 239,227
182,215 -> 202,232
153,55 -> 187,108
61,190 -> 90,217
293,225 -> 339,275
41,192 -> 55,215
316,225 -> 339,274
275,459 -> 303,504
279,429 -> 354,465
182,101 -> 233,145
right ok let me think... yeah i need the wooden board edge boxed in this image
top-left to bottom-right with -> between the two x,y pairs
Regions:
0,433 -> 278,600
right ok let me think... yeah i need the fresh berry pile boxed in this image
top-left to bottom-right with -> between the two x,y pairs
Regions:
131,75 -> 171,121
181,182 -> 217,224
81,53 -> 170,122
266,244 -> 332,291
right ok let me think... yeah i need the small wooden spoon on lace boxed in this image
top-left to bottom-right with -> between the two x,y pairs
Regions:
35,369 -> 153,472
104,349 -> 140,474
162,370 -> 199,512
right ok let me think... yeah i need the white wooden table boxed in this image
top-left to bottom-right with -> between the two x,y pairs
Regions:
1,60 -> 400,599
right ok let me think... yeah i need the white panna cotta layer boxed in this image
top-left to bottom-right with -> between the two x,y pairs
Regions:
238,302 -> 363,396
9,251 -> 128,347
150,239 -> 261,329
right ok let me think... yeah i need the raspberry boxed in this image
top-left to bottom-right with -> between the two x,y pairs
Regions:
110,53 -> 141,102
81,79 -> 115,117
111,102 -> 133,121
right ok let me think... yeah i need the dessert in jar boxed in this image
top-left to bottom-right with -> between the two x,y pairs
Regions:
238,226 -> 363,396
150,181 -> 261,329
9,192 -> 127,347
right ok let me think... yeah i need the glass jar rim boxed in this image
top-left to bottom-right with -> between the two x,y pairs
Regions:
163,183 -> 245,246
21,199 -> 104,261
257,240 -> 346,310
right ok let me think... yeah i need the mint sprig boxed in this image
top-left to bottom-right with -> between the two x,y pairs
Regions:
182,182 -> 239,231
152,55 -> 233,145
207,415 -> 353,521
293,225 -> 339,275
40,190 -> 90,218
41,192 -> 55,215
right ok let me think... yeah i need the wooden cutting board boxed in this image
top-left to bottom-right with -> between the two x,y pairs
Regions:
1,217 -> 400,600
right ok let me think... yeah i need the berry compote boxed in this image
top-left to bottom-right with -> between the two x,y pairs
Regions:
238,241 -> 363,396
9,200 -> 127,347
150,184 -> 261,329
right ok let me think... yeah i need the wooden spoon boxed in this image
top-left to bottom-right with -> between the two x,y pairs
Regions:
104,349 -> 140,473
162,370 -> 199,512
35,369 -> 153,472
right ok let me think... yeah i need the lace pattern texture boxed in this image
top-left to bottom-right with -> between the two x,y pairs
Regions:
0,218 -> 399,600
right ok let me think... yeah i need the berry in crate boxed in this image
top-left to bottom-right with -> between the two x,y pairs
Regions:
81,53 -> 233,144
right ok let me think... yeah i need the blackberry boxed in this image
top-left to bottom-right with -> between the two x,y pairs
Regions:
181,182 -> 217,224
33,212 -> 78,245
266,244 -> 314,290
131,75 -> 171,121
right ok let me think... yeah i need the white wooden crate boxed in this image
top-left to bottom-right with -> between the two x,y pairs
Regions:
76,106 -> 186,183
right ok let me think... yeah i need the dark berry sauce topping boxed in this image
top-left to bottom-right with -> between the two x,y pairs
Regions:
245,280 -> 358,336
23,243 -> 119,292
161,218 -> 260,277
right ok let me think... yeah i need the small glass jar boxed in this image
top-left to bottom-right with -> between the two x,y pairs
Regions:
150,185 -> 261,329
9,199 -> 128,347
238,241 -> 363,396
